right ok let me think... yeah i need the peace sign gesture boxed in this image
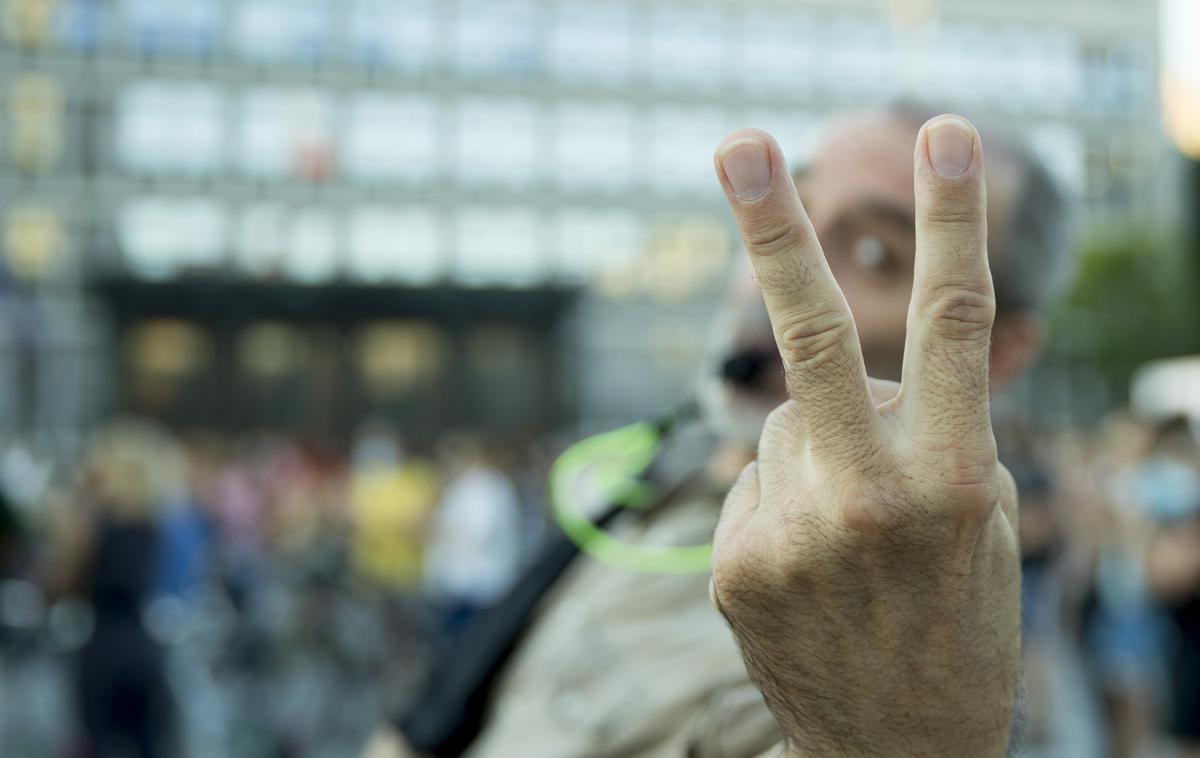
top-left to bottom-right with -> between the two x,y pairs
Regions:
710,116 -> 1021,757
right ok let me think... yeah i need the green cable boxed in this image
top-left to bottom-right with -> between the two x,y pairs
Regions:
549,417 -> 714,574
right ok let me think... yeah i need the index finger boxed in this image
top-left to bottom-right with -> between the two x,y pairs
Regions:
714,129 -> 879,462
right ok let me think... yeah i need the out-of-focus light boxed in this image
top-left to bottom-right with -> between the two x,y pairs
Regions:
126,319 -> 210,378
1,0 -> 60,48
1161,0 -> 1200,158
1132,356 -> 1200,421
357,322 -> 443,396
6,72 -> 64,175
4,205 -> 67,282
238,322 -> 305,379
0,579 -> 45,629
643,216 -> 729,302
46,598 -> 93,652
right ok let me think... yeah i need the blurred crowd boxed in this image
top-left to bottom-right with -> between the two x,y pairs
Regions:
0,407 -> 1199,757
1009,412 -> 1200,757
0,420 -> 552,757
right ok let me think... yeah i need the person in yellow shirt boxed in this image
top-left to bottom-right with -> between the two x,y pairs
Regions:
349,424 -> 440,591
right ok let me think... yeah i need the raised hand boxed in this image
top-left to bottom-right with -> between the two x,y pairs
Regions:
710,116 -> 1021,757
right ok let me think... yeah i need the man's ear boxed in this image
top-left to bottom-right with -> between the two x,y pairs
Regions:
990,312 -> 1041,390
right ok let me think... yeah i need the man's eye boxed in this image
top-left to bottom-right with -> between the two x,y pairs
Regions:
852,237 -> 891,271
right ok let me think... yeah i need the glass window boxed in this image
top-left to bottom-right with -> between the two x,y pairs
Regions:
286,207 -> 340,283
553,209 -> 643,282
648,5 -> 727,91
453,98 -> 540,187
233,0 -> 330,64
348,206 -> 442,284
1028,124 -> 1086,197
239,88 -> 289,178
740,108 -> 825,168
347,0 -> 437,72
551,101 -> 635,191
345,95 -> 439,183
119,197 -> 227,279
736,9 -> 814,95
57,0 -> 107,53
935,21 -> 987,106
238,88 -> 335,181
121,0 -> 221,57
453,206 -> 541,285
1036,30 -> 1083,111
826,14 -> 892,99
117,81 -> 225,176
453,0 -> 539,78
1010,27 -> 1047,110
235,202 -> 289,277
548,1 -> 633,84
649,107 -> 741,195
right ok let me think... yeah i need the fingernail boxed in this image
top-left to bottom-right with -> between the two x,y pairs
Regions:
719,138 -> 772,200
926,118 -> 975,178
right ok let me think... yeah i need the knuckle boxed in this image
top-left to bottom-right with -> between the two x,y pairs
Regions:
776,309 -> 853,368
743,220 -> 810,258
835,495 -> 910,538
921,284 -> 996,340
925,451 -> 1003,528
938,480 -> 1001,532
763,400 -> 804,437
832,464 -> 913,538
710,546 -> 766,613
916,433 -> 999,486
918,182 -> 985,228
834,456 -> 1001,541
919,205 -> 982,228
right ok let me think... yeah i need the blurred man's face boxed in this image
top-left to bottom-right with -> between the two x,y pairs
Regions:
799,113 -> 923,382
706,112 -> 1019,442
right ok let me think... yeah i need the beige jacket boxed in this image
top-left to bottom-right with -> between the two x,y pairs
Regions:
465,486 -> 783,758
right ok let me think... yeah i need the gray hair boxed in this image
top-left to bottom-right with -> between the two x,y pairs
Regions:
887,101 -> 1076,316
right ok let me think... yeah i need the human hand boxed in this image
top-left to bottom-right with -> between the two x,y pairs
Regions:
709,116 -> 1021,757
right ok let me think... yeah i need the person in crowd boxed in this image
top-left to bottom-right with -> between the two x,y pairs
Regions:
349,423 -> 440,591
157,431 -> 222,600
424,432 -> 523,642
1141,416 -> 1200,757
370,101 -> 1073,757
1011,457 -> 1066,748
1058,413 -> 1174,758
52,418 -> 184,758
0,487 -> 25,580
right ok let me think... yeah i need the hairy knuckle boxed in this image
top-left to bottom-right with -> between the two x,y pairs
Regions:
941,482 -> 1001,532
763,400 -> 803,436
711,548 -> 764,611
915,434 -> 997,482
776,310 -> 852,368
835,495 -> 909,538
921,451 -> 1003,528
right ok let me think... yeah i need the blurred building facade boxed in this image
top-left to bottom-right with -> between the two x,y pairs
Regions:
0,0 -> 1168,448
